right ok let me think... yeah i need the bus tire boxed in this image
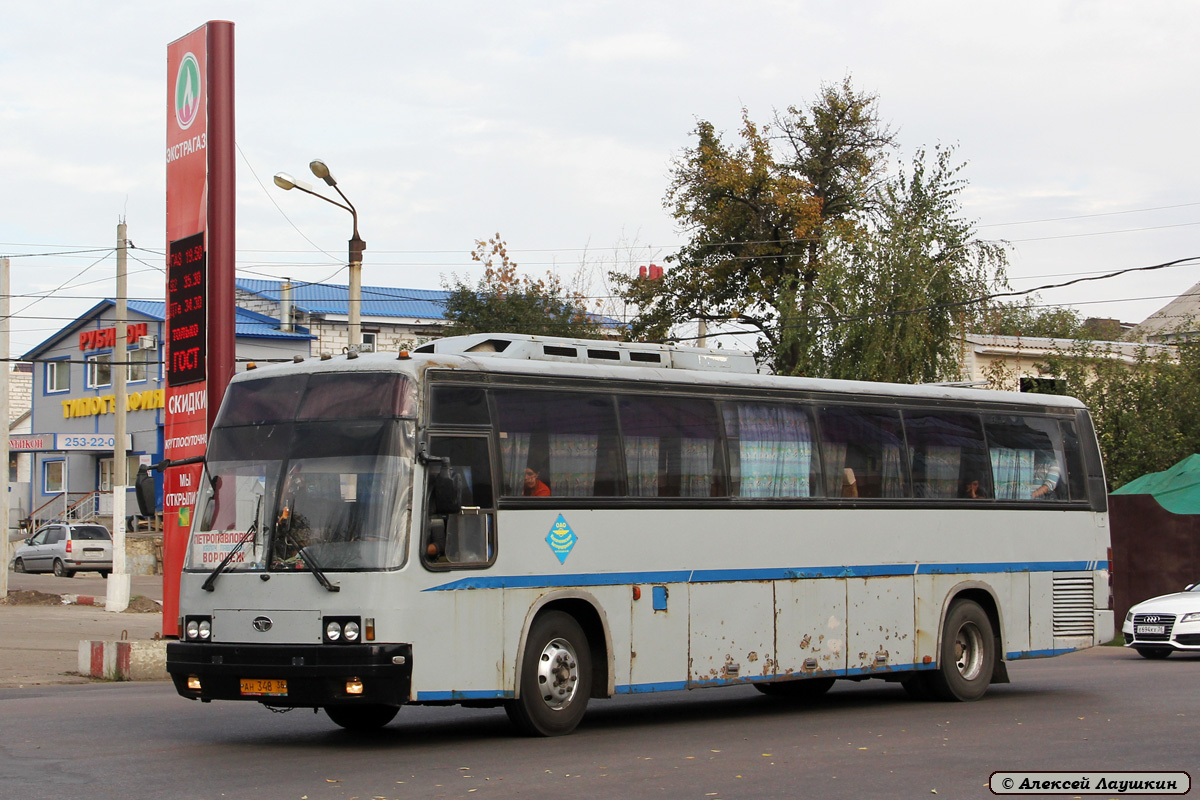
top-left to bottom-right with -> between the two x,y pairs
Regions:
324,703 -> 399,730
505,611 -> 591,737
930,599 -> 994,702
754,677 -> 835,699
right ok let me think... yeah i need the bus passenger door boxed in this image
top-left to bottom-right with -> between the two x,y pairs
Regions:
775,578 -> 848,679
421,435 -> 503,696
688,582 -> 775,686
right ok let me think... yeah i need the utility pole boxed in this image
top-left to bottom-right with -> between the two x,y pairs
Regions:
0,257 -> 9,600
106,224 -> 130,612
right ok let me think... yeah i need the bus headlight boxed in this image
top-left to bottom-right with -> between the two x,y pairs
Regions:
323,616 -> 362,644
184,616 -> 213,641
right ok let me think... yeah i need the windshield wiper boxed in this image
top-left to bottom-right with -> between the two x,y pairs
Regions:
201,522 -> 258,592
201,495 -> 262,592
296,546 -> 340,593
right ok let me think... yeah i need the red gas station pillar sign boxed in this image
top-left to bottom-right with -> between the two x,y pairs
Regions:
163,21 -> 236,636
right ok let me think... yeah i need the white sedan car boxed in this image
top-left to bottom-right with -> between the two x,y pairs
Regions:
1122,583 -> 1200,658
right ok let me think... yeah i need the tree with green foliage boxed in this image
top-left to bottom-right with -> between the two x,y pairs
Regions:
1038,341 -> 1200,489
613,78 -> 1007,381
442,234 -> 603,339
972,297 -> 1085,340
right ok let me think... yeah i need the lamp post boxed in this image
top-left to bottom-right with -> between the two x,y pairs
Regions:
273,160 -> 365,348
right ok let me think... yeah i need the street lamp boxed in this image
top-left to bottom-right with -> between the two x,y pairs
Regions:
273,160 -> 365,348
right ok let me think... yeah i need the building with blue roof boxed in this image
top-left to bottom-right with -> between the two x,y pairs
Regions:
236,279 -> 448,354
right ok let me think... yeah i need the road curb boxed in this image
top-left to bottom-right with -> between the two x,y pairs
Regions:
77,640 -> 168,681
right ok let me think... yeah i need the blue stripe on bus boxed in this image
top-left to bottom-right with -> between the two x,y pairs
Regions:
415,689 -> 513,701
424,561 -> 1100,592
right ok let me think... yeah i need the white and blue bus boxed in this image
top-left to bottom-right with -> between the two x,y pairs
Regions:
167,333 -> 1113,735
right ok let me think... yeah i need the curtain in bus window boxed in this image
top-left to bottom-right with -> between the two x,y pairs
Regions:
624,436 -> 660,497
549,434 -> 599,497
990,447 -> 1035,499
817,406 -> 906,498
499,433 -> 531,496
724,403 -> 815,498
679,438 -> 715,497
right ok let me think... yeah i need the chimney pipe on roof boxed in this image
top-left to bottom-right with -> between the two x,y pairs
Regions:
280,279 -> 293,333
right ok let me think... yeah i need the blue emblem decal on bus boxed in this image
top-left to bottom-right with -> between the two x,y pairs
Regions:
545,515 -> 577,564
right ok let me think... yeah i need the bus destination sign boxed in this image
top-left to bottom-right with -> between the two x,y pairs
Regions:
167,231 -> 207,387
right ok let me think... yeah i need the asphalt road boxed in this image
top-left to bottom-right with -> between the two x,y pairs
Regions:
0,646 -> 1195,800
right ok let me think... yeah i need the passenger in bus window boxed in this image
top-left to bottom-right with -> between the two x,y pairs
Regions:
523,466 -> 551,497
960,477 -> 988,499
1031,452 -> 1061,499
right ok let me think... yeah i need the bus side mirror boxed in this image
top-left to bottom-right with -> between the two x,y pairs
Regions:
135,466 -> 156,517
432,472 -> 461,516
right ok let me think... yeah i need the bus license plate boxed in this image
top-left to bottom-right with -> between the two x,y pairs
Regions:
240,678 -> 288,696
1136,624 -> 1165,635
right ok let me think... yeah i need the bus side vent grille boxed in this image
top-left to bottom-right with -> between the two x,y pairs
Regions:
1052,574 -> 1095,637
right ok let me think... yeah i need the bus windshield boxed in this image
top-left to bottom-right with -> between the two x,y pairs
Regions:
185,373 -> 416,573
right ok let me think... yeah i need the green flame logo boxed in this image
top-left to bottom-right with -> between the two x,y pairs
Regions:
174,52 -> 201,131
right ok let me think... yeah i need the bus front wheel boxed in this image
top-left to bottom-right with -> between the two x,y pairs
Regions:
505,611 -> 592,737
929,599 -> 994,702
324,703 -> 399,731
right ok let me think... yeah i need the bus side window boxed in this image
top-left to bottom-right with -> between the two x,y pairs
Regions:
817,406 -> 906,499
983,415 -> 1069,501
903,411 -> 991,500
722,401 -> 819,498
494,389 -> 621,497
620,395 -> 726,498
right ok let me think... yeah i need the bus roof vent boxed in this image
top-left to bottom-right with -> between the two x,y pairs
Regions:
417,333 -> 758,374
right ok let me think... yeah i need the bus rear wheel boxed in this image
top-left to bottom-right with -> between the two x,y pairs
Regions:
929,599 -> 994,702
754,677 -> 835,699
324,703 -> 399,731
505,611 -> 591,737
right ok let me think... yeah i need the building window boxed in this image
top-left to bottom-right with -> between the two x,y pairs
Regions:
44,460 -> 65,494
9,454 -> 18,483
46,359 -> 69,393
361,331 -> 378,352
127,349 -> 150,383
87,353 -> 112,388
99,456 -> 143,491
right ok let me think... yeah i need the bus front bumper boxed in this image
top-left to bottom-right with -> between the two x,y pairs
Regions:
167,642 -> 413,707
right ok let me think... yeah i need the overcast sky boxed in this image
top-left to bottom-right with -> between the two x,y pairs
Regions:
3,1 -> 1199,357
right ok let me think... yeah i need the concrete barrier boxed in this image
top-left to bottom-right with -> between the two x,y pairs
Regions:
77,639 -> 168,681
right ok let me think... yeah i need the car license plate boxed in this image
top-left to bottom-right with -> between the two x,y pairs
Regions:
82,550 -> 104,561
240,678 -> 288,696
1136,624 -> 1166,635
